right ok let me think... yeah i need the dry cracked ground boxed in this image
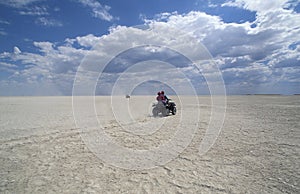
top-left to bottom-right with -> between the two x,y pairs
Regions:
0,96 -> 299,193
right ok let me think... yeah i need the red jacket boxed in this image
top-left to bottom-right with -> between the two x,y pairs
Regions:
157,94 -> 165,101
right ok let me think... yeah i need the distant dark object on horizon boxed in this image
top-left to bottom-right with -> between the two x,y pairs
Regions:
126,95 -> 130,98
245,94 -> 282,96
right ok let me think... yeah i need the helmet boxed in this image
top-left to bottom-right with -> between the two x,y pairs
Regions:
161,91 -> 164,94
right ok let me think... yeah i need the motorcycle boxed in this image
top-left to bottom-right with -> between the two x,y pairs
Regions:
152,99 -> 177,117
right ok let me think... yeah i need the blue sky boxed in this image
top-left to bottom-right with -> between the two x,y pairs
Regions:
0,0 -> 299,95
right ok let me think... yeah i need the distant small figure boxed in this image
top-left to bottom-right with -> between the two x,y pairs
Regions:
126,94 -> 130,98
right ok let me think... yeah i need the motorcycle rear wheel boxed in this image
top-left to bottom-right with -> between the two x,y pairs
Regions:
172,107 -> 177,115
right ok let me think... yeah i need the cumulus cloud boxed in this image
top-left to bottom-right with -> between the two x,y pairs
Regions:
222,0 -> 297,13
0,36 -> 94,95
0,3 -> 299,95
0,62 -> 17,68
13,46 -> 21,54
73,25 -> 223,96
0,62 -> 18,74
84,7 -> 299,94
73,34 -> 102,48
150,6 -> 299,93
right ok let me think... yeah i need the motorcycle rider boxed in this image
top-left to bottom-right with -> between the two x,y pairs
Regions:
160,91 -> 169,105
153,90 -> 176,116
156,92 -> 163,102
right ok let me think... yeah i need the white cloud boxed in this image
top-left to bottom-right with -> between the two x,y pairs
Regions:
122,9 -> 299,94
0,37 -> 90,84
155,10 -> 299,64
77,0 -> 115,21
0,20 -> 10,25
13,46 -> 21,54
0,0 -> 41,8
0,62 -> 18,74
35,17 -> 63,27
1,5 -> 299,95
19,5 -> 49,16
0,62 -> 17,68
73,25 -> 224,95
222,0 -> 288,13
0,20 -> 9,36
0,30 -> 7,36
75,34 -> 102,47
0,0 -> 62,27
